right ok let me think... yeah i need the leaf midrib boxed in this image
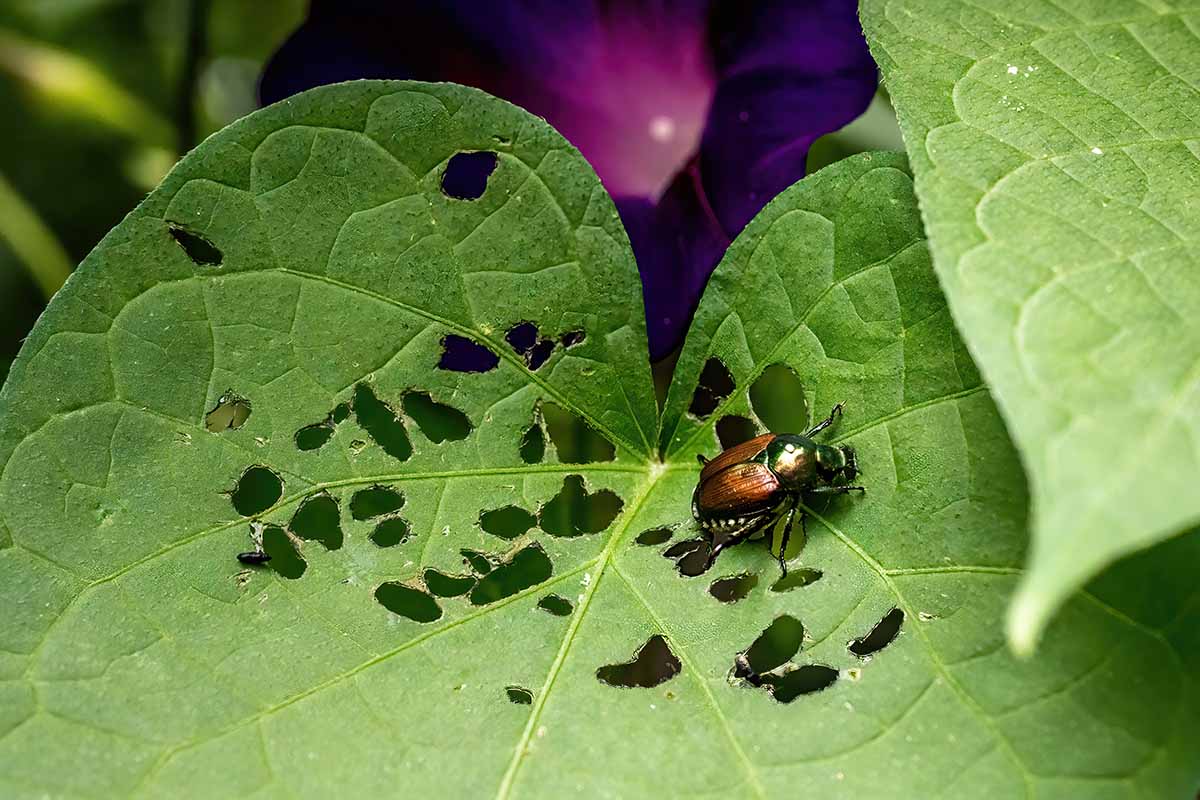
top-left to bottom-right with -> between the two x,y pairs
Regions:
494,467 -> 665,798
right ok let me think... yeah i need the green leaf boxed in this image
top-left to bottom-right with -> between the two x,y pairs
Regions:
1,82 -> 1196,797
859,0 -> 1200,651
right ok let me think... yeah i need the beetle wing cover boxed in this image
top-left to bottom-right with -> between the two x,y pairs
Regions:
699,433 -> 775,482
698,462 -> 781,514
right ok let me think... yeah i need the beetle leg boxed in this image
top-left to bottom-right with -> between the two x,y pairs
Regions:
706,513 -> 773,571
808,485 -> 866,495
696,453 -> 709,466
775,499 -> 802,577
805,401 -> 846,438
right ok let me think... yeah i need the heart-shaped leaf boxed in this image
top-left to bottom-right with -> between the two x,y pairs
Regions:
1,82 -> 1196,798
860,0 -> 1200,651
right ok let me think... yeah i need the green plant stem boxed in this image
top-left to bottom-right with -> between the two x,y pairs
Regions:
0,170 -> 72,298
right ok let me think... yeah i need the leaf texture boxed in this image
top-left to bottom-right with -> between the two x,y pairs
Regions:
0,83 -> 1196,798
860,0 -> 1200,650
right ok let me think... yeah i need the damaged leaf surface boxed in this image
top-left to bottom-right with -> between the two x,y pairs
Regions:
0,83 -> 1195,798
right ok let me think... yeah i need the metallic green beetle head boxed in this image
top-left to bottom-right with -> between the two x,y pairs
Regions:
815,442 -> 858,485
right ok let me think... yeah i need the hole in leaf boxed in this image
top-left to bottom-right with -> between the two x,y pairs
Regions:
560,330 -> 585,348
739,615 -> 804,676
167,223 -> 222,265
296,402 -> 352,452
596,635 -> 681,689
403,391 -> 472,443
262,525 -> 305,579
205,391 -> 250,432
709,573 -> 758,603
520,423 -> 545,464
771,568 -> 822,592
662,538 -> 712,577
527,340 -> 554,370
461,549 -> 495,575
353,384 -> 412,461
289,493 -> 342,550
761,664 -> 839,703
439,334 -> 500,373
505,322 -> 555,369
541,402 -> 615,463
350,486 -> 405,520
537,594 -> 573,616
295,422 -> 335,451
423,568 -> 476,598
469,542 -> 553,605
442,151 -> 497,200
750,364 -> 807,434
505,322 -> 538,354
479,505 -> 537,540
716,415 -> 758,449
375,582 -> 442,623
849,608 -> 904,658
538,475 -> 623,537
371,517 -> 411,548
688,357 -> 735,418
230,466 -> 282,517
506,685 -> 533,705
635,527 -> 674,546
663,540 -> 704,559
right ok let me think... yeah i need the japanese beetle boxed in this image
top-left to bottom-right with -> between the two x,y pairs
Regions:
692,403 -> 863,576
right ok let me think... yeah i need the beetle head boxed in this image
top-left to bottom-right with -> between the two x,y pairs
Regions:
840,444 -> 859,482
815,443 -> 858,484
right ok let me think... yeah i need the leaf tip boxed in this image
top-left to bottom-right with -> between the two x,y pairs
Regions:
1006,586 -> 1048,658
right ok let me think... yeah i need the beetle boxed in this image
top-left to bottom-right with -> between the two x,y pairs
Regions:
692,403 -> 863,576
237,520 -> 271,566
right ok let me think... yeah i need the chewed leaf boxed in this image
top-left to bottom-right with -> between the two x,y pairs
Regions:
860,1 -> 1200,650
596,635 -> 681,689
0,81 -> 1194,799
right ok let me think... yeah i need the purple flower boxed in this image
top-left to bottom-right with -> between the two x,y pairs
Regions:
261,1 -> 877,359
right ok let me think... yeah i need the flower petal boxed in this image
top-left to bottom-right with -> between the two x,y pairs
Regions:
616,164 -> 729,360
701,0 -> 879,235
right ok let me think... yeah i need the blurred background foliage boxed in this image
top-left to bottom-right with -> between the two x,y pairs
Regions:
0,0 -> 304,380
0,0 -> 902,385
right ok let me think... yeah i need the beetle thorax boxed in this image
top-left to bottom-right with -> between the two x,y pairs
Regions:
768,437 -> 817,487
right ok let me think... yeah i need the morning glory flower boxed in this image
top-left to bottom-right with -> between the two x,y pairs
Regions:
261,1 -> 877,359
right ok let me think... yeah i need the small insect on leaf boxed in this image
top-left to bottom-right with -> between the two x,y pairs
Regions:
236,551 -> 271,566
